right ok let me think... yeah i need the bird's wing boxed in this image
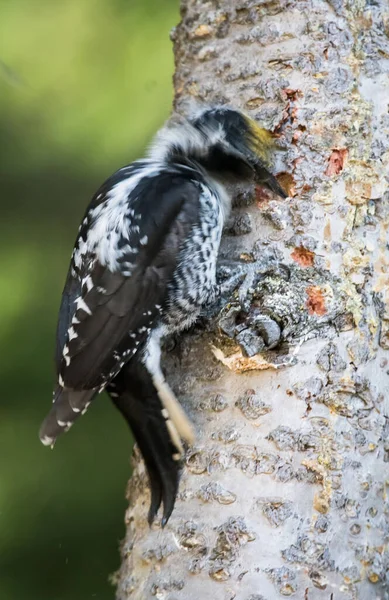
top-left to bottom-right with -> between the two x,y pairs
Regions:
56,165 -> 202,391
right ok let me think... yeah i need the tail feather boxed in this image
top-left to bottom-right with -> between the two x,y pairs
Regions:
39,387 -> 96,447
151,374 -> 195,447
108,362 -> 182,525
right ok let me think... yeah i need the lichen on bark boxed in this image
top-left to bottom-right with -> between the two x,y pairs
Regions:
115,1 -> 389,599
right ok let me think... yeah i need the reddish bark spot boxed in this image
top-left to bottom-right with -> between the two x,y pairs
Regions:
255,185 -> 271,207
325,148 -> 348,176
291,246 -> 315,267
282,88 -> 303,101
292,157 -> 304,168
306,286 -> 327,316
292,125 -> 306,144
278,172 -> 296,197
275,89 -> 303,133
292,130 -> 303,144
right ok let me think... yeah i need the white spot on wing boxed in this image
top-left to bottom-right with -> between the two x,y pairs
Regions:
68,327 -> 78,341
41,435 -> 54,447
85,165 -> 161,271
82,275 -> 93,292
81,402 -> 91,415
76,297 -> 92,315
62,346 -> 71,366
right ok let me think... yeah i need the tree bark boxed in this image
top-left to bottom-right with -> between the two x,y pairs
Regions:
115,1 -> 389,598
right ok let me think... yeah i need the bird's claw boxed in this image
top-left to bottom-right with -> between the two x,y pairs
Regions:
218,260 -> 289,312
219,306 -> 283,355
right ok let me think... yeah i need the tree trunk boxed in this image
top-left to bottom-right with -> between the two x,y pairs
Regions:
115,1 -> 389,598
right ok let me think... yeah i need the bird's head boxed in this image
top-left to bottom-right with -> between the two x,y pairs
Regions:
149,105 -> 287,198
191,107 -> 287,197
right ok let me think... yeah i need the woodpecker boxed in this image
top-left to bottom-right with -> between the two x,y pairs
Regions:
39,106 -> 286,525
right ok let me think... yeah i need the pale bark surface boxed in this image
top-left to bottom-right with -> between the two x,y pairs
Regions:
116,1 -> 389,598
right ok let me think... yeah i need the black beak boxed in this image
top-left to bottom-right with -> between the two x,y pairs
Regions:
252,159 -> 288,199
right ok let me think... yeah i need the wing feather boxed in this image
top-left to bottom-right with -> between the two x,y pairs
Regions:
56,168 -> 201,391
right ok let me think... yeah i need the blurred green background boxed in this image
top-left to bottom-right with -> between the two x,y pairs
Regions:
0,1 -> 179,598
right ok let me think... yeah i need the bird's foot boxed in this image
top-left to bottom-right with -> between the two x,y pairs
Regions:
217,259 -> 289,312
201,258 -> 289,352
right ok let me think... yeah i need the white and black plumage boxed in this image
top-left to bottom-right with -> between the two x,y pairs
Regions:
39,106 -> 286,525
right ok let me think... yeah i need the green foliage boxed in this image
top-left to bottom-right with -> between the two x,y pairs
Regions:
0,1 -> 178,598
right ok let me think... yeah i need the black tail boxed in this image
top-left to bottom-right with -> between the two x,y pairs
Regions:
39,386 -> 96,447
107,361 -> 182,526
